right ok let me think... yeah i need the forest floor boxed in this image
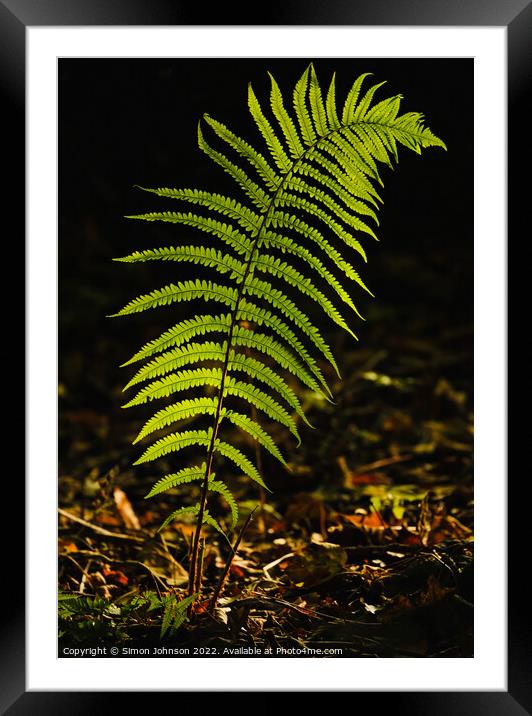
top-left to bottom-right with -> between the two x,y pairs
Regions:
58,310 -> 473,658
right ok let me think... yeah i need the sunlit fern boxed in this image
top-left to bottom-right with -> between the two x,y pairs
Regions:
111,63 -> 445,594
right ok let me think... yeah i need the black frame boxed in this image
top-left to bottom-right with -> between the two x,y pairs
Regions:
4,0 -> 522,712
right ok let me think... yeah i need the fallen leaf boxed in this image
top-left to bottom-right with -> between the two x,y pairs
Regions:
113,486 -> 141,530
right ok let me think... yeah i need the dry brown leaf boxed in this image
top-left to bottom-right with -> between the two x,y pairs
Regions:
113,486 -> 141,530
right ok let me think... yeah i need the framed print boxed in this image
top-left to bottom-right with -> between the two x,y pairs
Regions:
2,0 -> 523,711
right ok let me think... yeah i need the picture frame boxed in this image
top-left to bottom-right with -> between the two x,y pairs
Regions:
4,0 -> 520,710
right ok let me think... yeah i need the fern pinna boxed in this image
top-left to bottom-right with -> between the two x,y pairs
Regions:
111,64 -> 445,602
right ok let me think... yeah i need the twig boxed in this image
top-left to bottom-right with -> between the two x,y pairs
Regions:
62,553 -> 92,590
59,548 -> 168,589
58,507 -> 145,543
352,454 -> 413,474
208,508 -> 256,613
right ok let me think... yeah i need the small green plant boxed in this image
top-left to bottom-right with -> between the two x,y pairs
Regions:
111,63 -> 445,602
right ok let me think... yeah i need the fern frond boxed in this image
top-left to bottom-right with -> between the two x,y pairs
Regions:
228,350 -> 310,425
324,130 -> 381,182
364,94 -> 402,123
290,166 -> 378,222
121,314 -> 231,367
123,368 -> 222,408
113,64 -> 446,562
257,236 -> 366,317
201,509 -> 225,535
114,246 -> 245,283
325,72 -> 340,131
351,124 -> 393,169
304,147 -> 381,206
225,377 -> 301,443
208,479 -> 239,529
274,193 -> 371,257
214,440 -> 267,489
224,410 -> 288,466
130,189 -> 261,235
254,254 -> 357,333
342,72 -> 372,124
265,214 -> 371,294
293,65 -> 316,146
110,281 -> 237,318
309,64 -> 328,136
146,463 -> 208,498
236,298 -> 333,387
124,342 -> 227,391
134,429 -> 212,465
248,84 -> 291,174
158,503 -> 222,534
170,594 -> 197,634
352,81 -> 387,122
197,124 -> 270,210
134,398 -> 219,443
232,324 -> 327,397
158,504 -> 202,532
268,72 -> 304,159
202,114 -> 280,191
127,212 -> 252,257
244,276 -> 339,376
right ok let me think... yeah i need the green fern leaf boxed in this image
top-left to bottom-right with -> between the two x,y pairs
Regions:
124,342 -> 227,391
228,350 -> 310,425
123,368 -> 222,409
197,124 -> 270,210
214,440 -> 267,489
289,168 -> 378,223
225,377 -> 301,443
170,594 -> 197,633
146,463 -> 208,498
254,254 -> 357,334
121,314 -> 232,367
201,509 -> 225,535
325,72 -> 340,131
208,479 -> 239,529
134,430 -> 212,466
244,276 -> 339,377
309,64 -> 328,136
236,298 -> 334,387
130,188 -> 261,235
293,65 -> 316,146
232,323 -> 327,396
268,71 -> 304,159
342,72 -> 372,124
158,504 -> 201,532
224,410 -> 288,466
248,84 -> 291,174
274,193 -> 371,258
202,114 -> 280,191
114,246 -> 245,282
259,232 -> 367,316
265,214 -> 372,295
305,145 -> 381,206
352,81 -> 387,121
128,212 -> 252,257
285,174 -> 378,227
134,398 -> 219,443
110,281 -> 237,317
322,130 -> 381,183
